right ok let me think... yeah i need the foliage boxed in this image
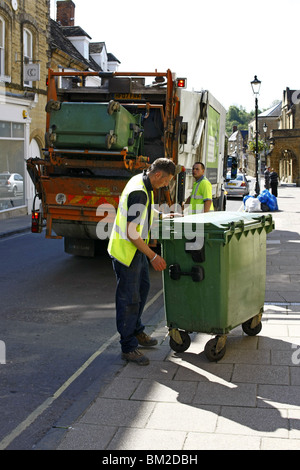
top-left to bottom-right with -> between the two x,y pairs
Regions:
226,105 -> 261,135
248,139 -> 267,153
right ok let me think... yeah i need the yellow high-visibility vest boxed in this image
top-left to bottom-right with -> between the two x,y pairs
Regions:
190,177 -> 214,213
108,173 -> 154,266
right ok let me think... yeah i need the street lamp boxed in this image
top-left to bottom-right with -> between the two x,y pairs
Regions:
251,75 -> 261,196
263,122 -> 268,170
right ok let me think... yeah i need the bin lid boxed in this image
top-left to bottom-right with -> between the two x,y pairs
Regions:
159,211 -> 274,242
172,211 -> 262,227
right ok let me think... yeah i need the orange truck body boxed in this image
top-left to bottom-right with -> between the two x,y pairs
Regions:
27,69 -> 226,256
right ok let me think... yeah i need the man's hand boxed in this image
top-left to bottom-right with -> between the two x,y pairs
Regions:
150,254 -> 167,272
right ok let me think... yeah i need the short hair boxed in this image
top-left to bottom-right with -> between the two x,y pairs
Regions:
193,162 -> 205,170
148,158 -> 176,176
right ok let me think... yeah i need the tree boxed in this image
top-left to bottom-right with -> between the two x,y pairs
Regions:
226,105 -> 259,135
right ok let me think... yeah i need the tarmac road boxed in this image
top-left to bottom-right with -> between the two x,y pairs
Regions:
0,231 -> 164,449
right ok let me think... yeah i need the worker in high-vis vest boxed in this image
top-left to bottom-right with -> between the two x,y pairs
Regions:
185,162 -> 214,213
108,158 -> 176,365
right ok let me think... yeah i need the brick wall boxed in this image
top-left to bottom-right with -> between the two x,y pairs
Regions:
56,0 -> 75,26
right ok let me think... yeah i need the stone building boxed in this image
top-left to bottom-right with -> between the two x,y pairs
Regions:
0,0 -> 121,219
228,127 -> 248,170
269,88 -> 300,186
247,102 -> 281,177
51,1 -> 120,74
0,0 -> 50,217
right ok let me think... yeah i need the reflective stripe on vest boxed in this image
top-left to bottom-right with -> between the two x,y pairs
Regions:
107,173 -> 154,266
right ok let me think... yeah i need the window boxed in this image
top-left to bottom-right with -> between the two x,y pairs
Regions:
0,16 -> 4,77
0,121 -> 25,210
23,28 -> 33,86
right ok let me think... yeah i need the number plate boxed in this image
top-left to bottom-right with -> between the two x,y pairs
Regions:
114,93 -> 142,100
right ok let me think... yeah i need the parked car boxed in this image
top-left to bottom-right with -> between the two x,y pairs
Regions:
225,172 -> 249,197
0,173 -> 24,197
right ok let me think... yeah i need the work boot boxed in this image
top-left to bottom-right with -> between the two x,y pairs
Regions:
122,349 -> 150,366
135,331 -> 158,347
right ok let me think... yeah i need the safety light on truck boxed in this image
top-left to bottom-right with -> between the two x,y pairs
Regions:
31,210 -> 42,233
176,78 -> 187,88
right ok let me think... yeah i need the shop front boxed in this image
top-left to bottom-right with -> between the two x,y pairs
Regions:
0,95 -> 34,218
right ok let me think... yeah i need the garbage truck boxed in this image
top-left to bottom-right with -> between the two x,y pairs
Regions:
26,69 -> 227,256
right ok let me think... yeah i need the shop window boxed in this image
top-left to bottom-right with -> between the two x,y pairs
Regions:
0,121 -> 11,138
12,123 -> 24,138
0,121 -> 25,211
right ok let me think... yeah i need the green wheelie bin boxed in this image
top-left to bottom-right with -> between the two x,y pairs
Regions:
48,101 -> 143,156
158,211 -> 274,361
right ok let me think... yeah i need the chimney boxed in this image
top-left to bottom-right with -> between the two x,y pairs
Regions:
232,125 -> 237,133
56,0 -> 75,27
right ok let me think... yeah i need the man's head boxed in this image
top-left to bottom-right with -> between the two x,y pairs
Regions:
148,158 -> 176,189
192,162 -> 205,180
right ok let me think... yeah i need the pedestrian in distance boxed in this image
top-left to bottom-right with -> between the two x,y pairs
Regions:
108,158 -> 176,366
185,162 -> 214,213
264,166 -> 271,190
270,168 -> 279,198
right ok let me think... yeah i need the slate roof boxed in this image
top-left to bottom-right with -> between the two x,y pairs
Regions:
50,19 -> 101,71
228,130 -> 238,141
228,129 -> 248,142
89,42 -> 105,54
61,25 -> 92,39
107,52 -> 120,64
259,102 -> 282,118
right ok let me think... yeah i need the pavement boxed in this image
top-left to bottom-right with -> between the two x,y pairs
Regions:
2,183 -> 300,451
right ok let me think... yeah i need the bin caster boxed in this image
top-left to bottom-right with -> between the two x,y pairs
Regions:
169,329 -> 191,353
107,100 -> 120,115
105,131 -> 117,149
204,335 -> 227,362
242,314 -> 262,336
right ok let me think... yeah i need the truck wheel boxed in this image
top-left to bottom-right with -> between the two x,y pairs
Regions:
204,337 -> 226,362
169,330 -> 191,353
242,318 -> 262,336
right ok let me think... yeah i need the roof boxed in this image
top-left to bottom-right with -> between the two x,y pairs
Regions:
90,42 -> 106,54
107,52 -> 120,63
228,130 -> 238,141
228,129 -> 248,142
61,26 -> 92,40
50,19 -> 101,71
259,102 -> 282,118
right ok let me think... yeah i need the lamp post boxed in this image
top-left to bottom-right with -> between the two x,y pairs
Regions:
251,75 -> 261,196
263,122 -> 268,170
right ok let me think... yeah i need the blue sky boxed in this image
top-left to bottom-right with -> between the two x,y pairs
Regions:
50,0 -> 300,112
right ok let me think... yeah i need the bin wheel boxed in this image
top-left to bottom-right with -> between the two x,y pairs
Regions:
169,331 -> 191,353
105,133 -> 116,149
107,100 -> 120,115
242,318 -> 262,336
204,337 -> 226,362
